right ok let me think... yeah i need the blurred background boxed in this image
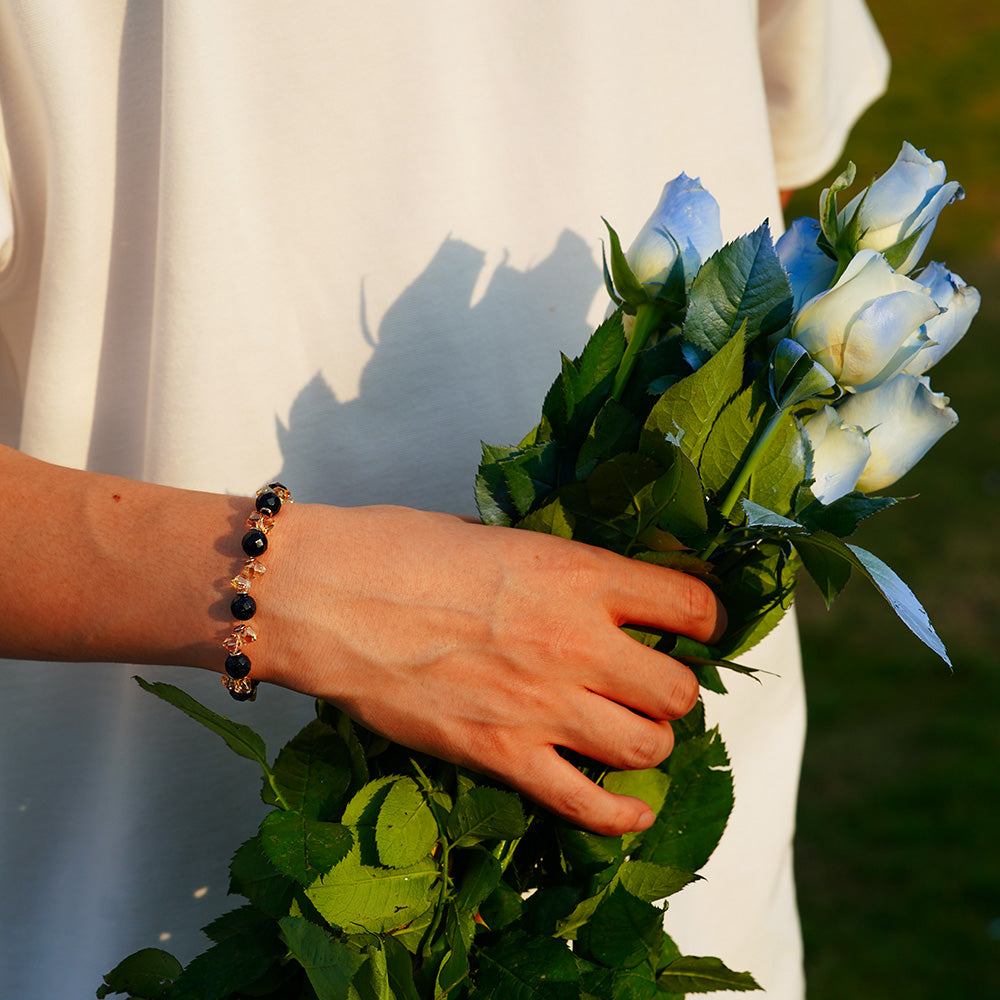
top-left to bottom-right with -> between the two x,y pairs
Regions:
788,2 -> 1000,997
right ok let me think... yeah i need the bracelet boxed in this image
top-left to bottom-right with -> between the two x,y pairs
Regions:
222,482 -> 292,701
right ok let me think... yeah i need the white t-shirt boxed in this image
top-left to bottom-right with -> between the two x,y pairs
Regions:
0,3 -> 887,997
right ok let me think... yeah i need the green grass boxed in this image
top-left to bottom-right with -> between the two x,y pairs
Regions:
787,2 -> 1000,996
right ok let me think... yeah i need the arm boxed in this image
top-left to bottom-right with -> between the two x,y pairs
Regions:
1,445 -> 724,835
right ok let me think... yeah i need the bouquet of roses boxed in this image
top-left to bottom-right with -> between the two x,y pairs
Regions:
100,143 -> 977,1000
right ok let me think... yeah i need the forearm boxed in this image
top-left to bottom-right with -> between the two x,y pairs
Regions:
0,445 -> 242,669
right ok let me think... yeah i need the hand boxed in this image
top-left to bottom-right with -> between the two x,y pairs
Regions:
262,503 -> 725,836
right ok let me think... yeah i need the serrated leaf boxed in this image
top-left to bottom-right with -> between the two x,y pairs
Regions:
747,409 -> 808,515
496,440 -> 561,518
306,845 -> 439,934
454,848 -> 503,913
556,821 -> 625,877
169,921 -> 284,1000
683,225 -> 792,357
259,811 -> 355,886
642,323 -> 746,472
517,497 -> 575,539
134,677 -> 269,771
97,948 -> 182,999
271,719 -> 354,820
609,965 -> 660,1000
637,728 -> 733,874
617,860 -> 698,902
375,777 -> 439,868
792,533 -> 853,608
542,312 -> 627,445
848,541 -> 950,665
797,491 -> 899,537
278,916 -> 367,1000
478,879 -> 523,933
203,904 -> 271,944
228,836 -> 296,918
356,943 -> 393,1000
696,383 -> 759,499
656,955 -> 760,993
446,786 -> 526,846
740,499 -> 800,530
342,776 -> 402,825
577,884 -> 663,969
476,931 -> 580,999
383,933 -> 421,1000
576,397 -> 641,479
602,769 -> 673,853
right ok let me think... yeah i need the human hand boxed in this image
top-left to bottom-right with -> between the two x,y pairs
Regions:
260,503 -> 725,836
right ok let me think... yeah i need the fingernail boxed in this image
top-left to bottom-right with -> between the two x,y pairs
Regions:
635,807 -> 655,830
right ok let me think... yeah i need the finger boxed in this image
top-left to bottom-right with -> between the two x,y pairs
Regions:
602,554 -> 726,644
556,688 -> 678,770
513,745 -> 658,836
586,631 -> 700,722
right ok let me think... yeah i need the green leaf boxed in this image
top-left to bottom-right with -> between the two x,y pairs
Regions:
477,879 -> 523,933
203,904 -> 272,945
270,719 -> 354,820
576,397 -> 641,479
259,811 -> 355,886
696,383 -> 759,499
342,775 -> 401,825
577,884 -> 663,969
517,497 -> 575,539
169,921 -> 284,1000
306,845 -> 439,934
747,408 -> 808,515
278,916 -> 367,1000
820,160 -> 857,247
848,542 -> 951,666
642,322 -> 746,472
768,338 -> 837,410
656,955 -> 761,994
542,312 -> 627,445
375,777 -> 440,868
683,225 -> 792,357
356,943 -> 394,1000
602,768 -> 672,816
228,836 -> 296,919
637,727 -> 733,874
475,931 -> 580,999
603,219 -> 650,308
446,786 -> 527,846
134,677 -> 269,772
797,491 -> 899,537
617,860 -> 698,903
453,848 -> 503,913
383,933 -> 422,1000
792,533 -> 853,608
556,822 -> 625,877
97,948 -> 182,999
494,440 -> 561,518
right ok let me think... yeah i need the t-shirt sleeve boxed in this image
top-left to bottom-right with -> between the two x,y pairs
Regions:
759,0 -> 890,190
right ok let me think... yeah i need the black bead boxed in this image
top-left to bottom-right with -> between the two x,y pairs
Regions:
231,593 -> 257,620
255,490 -> 282,515
225,653 -> 252,679
242,528 -> 268,557
268,482 -> 289,495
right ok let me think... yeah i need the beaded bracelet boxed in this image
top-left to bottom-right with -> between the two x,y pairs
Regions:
222,482 -> 291,701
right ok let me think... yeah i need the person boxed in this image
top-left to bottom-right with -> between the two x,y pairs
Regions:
0,3 -> 888,997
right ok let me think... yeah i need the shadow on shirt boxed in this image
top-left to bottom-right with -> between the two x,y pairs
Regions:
272,229 -> 600,513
